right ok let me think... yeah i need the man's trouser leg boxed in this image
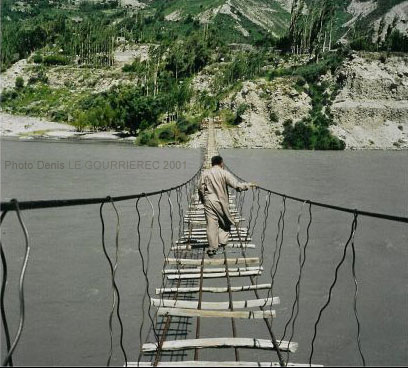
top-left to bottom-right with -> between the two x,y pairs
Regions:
218,225 -> 230,246
204,203 -> 219,251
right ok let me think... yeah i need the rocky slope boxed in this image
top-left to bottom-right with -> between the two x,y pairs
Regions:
330,53 -> 408,149
217,78 -> 311,148
187,52 -> 408,150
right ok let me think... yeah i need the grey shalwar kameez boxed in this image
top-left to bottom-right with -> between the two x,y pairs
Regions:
198,166 -> 251,251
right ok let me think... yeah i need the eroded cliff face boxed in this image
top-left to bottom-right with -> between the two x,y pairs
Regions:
188,53 -> 408,150
330,53 -> 408,149
187,76 -> 312,149
217,78 -> 311,148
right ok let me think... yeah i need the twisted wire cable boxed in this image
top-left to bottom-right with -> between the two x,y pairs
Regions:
281,201 -> 307,341
144,195 -> 159,344
176,188 -> 184,243
265,196 -> 286,325
99,197 -> 128,366
243,188 -> 256,244
2,200 -> 30,367
136,197 -> 159,365
167,192 -> 176,261
350,215 -> 366,366
286,203 -> 312,365
157,193 -> 168,308
309,213 -> 359,365
260,193 -> 272,267
110,199 -> 128,367
0,210 -> 14,367
250,189 -> 262,239
280,201 -> 312,364
257,194 -> 272,288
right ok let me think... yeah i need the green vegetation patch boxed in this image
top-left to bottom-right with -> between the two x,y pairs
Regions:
0,83 -> 82,122
270,52 -> 347,150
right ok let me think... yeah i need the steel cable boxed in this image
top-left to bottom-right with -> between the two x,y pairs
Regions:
136,197 -> 159,365
0,210 -> 14,367
350,216 -> 366,366
309,213 -> 359,365
2,200 -> 30,367
99,197 -> 128,366
243,188 -> 256,244
265,196 -> 286,332
280,201 -> 312,364
224,165 -> 407,224
0,167 -> 203,212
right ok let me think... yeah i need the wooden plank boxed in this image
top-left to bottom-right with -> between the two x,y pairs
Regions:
183,230 -> 248,234
151,297 -> 280,310
186,210 -> 239,214
130,362 -> 322,367
180,235 -> 251,240
184,219 -> 245,224
157,307 -> 275,319
167,270 -> 262,280
156,283 -> 272,295
171,243 -> 256,251
163,266 -> 262,274
165,257 -> 259,266
142,337 -> 298,353
176,239 -> 252,244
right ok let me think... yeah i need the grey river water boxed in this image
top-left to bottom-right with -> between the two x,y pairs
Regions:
1,139 -> 407,366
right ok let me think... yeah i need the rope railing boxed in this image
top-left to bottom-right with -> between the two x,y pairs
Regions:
0,164 -> 203,367
224,163 -> 405,367
0,166 -> 203,212
225,165 -> 408,224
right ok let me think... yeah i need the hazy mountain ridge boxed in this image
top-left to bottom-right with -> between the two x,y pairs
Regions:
4,0 -> 408,43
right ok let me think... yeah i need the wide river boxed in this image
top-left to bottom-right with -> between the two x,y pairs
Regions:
1,139 -> 407,366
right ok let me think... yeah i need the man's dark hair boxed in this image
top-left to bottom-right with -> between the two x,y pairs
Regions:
211,155 -> 223,166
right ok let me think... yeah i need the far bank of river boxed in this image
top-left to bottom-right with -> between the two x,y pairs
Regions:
2,112 -> 408,150
0,112 -> 137,143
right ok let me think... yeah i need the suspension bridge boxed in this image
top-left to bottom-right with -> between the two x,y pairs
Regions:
1,119 -> 407,367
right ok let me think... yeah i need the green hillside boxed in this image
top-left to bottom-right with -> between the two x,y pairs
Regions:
1,0 -> 408,150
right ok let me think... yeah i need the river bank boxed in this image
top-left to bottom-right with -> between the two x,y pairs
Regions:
2,112 -> 408,150
0,112 -> 136,143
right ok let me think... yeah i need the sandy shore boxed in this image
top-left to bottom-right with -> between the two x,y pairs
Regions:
0,113 -> 136,142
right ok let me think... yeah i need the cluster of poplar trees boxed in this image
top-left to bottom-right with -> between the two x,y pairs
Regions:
65,20 -> 116,66
287,0 -> 336,57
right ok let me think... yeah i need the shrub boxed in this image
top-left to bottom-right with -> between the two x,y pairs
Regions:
295,77 -> 307,87
269,111 -> 279,123
42,54 -> 70,66
50,110 -> 68,122
158,127 -> 175,141
73,111 -> 88,132
176,116 -> 200,135
122,58 -> 147,73
234,103 -> 248,125
221,110 -> 236,125
138,131 -> 158,146
0,89 -> 18,102
28,70 -> 48,84
15,76 -> 24,89
282,119 -> 345,150
32,54 -> 43,63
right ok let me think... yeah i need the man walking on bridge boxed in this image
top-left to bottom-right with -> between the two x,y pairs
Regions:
198,156 -> 255,257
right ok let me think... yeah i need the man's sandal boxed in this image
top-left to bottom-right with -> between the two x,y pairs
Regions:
206,249 -> 217,258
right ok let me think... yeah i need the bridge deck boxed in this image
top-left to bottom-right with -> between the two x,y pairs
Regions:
131,118 -> 311,367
